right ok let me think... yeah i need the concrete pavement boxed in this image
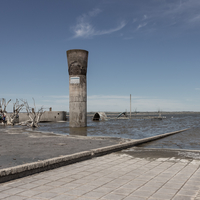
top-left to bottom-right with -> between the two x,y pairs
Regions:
0,129 -> 188,183
1,150 -> 200,200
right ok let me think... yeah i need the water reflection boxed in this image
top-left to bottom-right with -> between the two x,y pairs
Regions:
69,127 -> 87,136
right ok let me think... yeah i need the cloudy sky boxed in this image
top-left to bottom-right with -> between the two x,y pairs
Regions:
1,0 -> 200,112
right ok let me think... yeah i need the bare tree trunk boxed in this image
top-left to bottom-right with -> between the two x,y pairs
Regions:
7,99 -> 24,125
0,98 -> 11,125
21,99 -> 44,127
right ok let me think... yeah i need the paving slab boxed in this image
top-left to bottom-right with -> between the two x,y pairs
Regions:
0,150 -> 200,200
0,127 -> 191,184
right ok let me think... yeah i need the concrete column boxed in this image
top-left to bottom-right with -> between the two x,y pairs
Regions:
66,49 -> 88,127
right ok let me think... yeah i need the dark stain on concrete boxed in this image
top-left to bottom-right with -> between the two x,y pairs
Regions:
117,147 -> 200,161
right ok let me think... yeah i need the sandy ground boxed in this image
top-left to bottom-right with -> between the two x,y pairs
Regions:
0,127 -> 129,169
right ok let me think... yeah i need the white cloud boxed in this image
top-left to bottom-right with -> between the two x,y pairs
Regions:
88,8 -> 102,17
71,9 -> 126,38
143,15 -> 147,20
93,21 -> 126,36
72,22 -> 94,38
72,21 -> 126,38
159,0 -> 200,27
190,15 -> 200,22
128,0 -> 200,36
136,23 -> 147,30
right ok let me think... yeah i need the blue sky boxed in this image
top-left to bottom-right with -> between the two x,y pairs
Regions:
1,0 -> 200,112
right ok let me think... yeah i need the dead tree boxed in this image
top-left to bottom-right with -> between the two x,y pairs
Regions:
21,99 -> 44,127
0,98 -> 11,123
7,99 -> 24,125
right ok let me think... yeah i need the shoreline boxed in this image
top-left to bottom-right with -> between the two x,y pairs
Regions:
0,128 -> 189,183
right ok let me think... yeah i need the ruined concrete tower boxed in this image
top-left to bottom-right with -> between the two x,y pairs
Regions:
66,49 -> 88,127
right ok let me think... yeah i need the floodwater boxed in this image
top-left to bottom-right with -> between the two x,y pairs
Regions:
1,114 -> 200,150
35,114 -> 198,137
35,113 -> 200,150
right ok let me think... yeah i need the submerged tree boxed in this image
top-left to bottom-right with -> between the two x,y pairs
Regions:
21,98 -> 44,127
7,99 -> 24,125
0,98 -> 11,123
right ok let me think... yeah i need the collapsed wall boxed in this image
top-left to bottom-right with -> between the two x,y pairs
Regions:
6,111 -> 67,123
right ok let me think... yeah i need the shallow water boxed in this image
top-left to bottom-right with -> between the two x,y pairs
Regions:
1,114 -> 200,150
138,126 -> 200,150
37,114 -> 200,150
35,114 -> 200,138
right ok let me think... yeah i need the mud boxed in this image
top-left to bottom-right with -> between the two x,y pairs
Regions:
0,127 -> 128,169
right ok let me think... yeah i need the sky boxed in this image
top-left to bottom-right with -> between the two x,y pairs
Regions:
1,0 -> 200,112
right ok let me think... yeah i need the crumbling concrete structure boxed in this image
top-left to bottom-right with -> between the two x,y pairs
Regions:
67,49 -> 88,127
93,112 -> 107,121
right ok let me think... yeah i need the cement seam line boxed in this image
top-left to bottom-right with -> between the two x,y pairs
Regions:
133,147 -> 200,153
0,128 -> 189,183
90,128 -> 190,155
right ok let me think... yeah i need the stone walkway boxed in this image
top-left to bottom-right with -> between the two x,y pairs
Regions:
0,152 -> 200,200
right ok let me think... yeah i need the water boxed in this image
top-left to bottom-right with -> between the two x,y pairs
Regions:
138,126 -> 200,150
1,114 -> 200,150
36,114 -> 199,138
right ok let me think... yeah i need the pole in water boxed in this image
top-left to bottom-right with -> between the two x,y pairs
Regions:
66,49 -> 88,127
130,94 -> 131,118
